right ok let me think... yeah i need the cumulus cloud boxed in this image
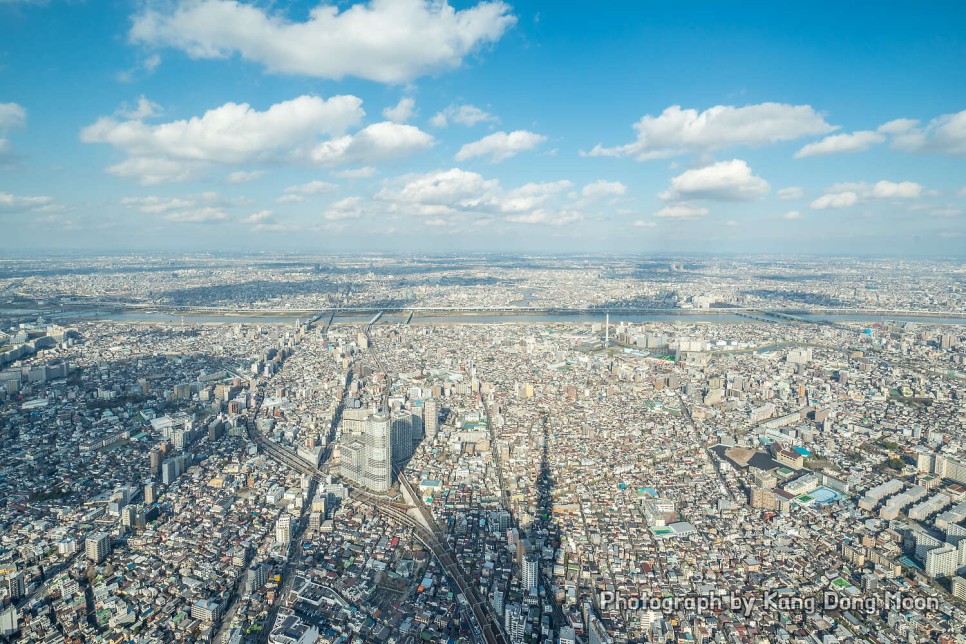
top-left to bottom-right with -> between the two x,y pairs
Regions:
809,180 -> 924,209
454,130 -> 546,162
284,180 -> 338,195
333,166 -> 377,179
323,197 -> 367,220
371,168 -> 594,228
879,109 -> 966,155
430,103 -> 498,127
378,168 -> 499,214
225,170 -> 265,184
633,220 -> 657,228
794,130 -> 885,158
660,159 -> 769,202
653,205 -> 709,220
777,186 -> 804,200
383,97 -> 416,123
82,95 -> 365,184
782,210 -> 802,220
588,103 -> 834,160
500,181 -> 572,213
118,96 -> 163,120
504,210 -> 583,226
162,206 -> 229,223
82,96 -> 434,183
0,103 -> 27,129
241,210 -> 274,224
309,121 -> 434,166
0,192 -> 54,214
0,102 -> 26,164
810,192 -> 859,210
581,180 -> 627,199
130,0 -> 516,84
121,196 -> 196,213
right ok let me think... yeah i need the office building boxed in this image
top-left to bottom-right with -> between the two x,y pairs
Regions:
391,411 -> 414,465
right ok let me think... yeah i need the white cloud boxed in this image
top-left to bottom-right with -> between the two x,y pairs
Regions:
810,192 -> 859,210
653,205 -> 709,220
929,207 -> 961,218
0,103 -> 27,129
309,121 -> 434,166
82,95 -> 365,183
225,170 -> 265,184
0,192 -> 53,213
324,197 -> 366,220
811,180 -> 925,209
504,210 -> 582,226
0,103 -> 26,162
725,220 -> 738,226
373,168 -> 593,229
383,97 -> 416,123
106,157 -> 203,185
121,196 -> 195,213
794,130 -> 884,158
660,159 -> 769,202
868,180 -> 923,199
589,103 -> 834,160
284,180 -> 338,195
430,103 -> 498,127
241,210 -> 274,224
581,180 -> 627,199
130,0 -> 516,84
783,210 -> 802,220
633,219 -> 657,228
777,186 -> 804,200
333,166 -> 377,179
879,109 -> 966,155
162,207 -> 229,223
454,130 -> 546,162
119,96 -> 163,120
379,168 -> 499,213
500,180 -> 572,213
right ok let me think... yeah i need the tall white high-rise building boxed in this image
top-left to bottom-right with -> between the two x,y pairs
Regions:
505,604 -> 525,644
423,398 -> 438,439
925,543 -> 958,578
275,515 -> 292,544
523,555 -> 539,592
363,412 -> 392,492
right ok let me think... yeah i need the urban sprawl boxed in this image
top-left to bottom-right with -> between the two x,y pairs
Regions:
0,255 -> 964,644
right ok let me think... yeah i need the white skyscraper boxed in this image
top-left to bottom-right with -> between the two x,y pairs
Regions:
363,412 -> 392,492
423,398 -> 438,439
523,555 -> 539,592
925,543 -> 958,578
275,515 -> 292,544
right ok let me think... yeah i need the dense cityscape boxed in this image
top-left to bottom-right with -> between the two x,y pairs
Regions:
2,0 -> 965,641
0,254 -> 964,643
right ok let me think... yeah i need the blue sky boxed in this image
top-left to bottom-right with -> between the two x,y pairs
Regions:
0,0 -> 964,254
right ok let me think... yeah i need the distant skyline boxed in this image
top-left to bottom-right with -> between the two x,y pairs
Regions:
0,0 -> 964,254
